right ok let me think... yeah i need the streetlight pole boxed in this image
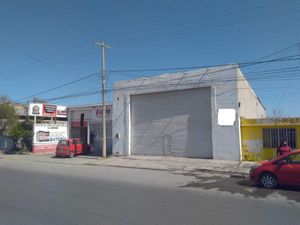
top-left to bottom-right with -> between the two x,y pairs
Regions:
94,40 -> 112,159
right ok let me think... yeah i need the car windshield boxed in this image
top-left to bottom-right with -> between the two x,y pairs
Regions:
58,140 -> 69,146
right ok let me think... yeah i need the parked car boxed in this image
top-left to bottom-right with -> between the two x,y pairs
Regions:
249,150 -> 300,188
56,138 -> 90,158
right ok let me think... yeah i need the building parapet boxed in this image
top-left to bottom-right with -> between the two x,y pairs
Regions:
241,118 -> 300,126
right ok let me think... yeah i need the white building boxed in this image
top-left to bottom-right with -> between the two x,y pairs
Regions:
112,65 -> 266,161
67,104 -> 113,155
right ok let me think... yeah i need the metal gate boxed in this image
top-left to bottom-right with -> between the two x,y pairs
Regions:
130,88 -> 213,158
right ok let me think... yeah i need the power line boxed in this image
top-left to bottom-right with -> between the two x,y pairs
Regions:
0,43 -> 95,79
108,55 -> 300,73
14,54 -> 300,104
31,68 -> 300,104
42,90 -> 100,102
0,40 -> 86,78
40,81 -> 300,104
99,1 -> 294,44
276,61 -> 300,108
109,71 -> 300,94
242,41 -> 300,74
0,2 -> 297,84
108,56 -> 300,93
15,72 -> 98,102
1,2 -> 298,82
113,3 -> 300,46
251,42 -> 300,63
246,66 -> 300,75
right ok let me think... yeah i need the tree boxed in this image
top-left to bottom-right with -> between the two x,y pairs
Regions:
269,108 -> 286,119
0,96 -> 17,135
9,117 -> 33,151
32,97 -> 46,103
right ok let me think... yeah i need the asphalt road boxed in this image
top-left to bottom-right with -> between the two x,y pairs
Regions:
0,157 -> 299,225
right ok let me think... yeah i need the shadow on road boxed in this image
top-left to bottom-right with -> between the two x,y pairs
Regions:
177,169 -> 300,202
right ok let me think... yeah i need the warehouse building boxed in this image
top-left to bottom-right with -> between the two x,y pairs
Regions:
112,65 -> 266,161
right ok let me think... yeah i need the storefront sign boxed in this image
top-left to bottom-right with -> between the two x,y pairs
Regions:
43,104 -> 57,117
28,103 -> 67,118
33,124 -> 68,144
57,105 -> 67,117
93,105 -> 112,121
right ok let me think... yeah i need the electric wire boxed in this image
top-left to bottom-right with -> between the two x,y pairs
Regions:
101,0 -> 296,43
276,61 -> 300,108
13,53 -> 300,104
15,72 -> 98,102
36,68 -> 300,103
113,4 -> 300,46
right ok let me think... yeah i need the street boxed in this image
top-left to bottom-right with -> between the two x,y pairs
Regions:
0,157 -> 299,225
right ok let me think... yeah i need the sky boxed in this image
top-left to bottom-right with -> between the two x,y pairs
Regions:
0,0 -> 300,116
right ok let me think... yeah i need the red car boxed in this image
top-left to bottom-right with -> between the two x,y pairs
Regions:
56,138 -> 91,158
250,150 -> 300,188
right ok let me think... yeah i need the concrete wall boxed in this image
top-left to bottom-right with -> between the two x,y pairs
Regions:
237,69 -> 266,119
209,67 -> 242,160
67,104 -> 113,123
113,65 -> 251,160
0,135 -> 14,153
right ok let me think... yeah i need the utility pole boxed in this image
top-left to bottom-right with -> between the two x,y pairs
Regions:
95,40 -> 112,159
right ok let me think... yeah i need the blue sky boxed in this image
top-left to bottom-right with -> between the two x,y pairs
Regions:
0,0 -> 300,116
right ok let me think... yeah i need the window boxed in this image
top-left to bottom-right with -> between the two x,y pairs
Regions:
80,113 -> 84,127
71,128 -> 80,138
58,140 -> 69,146
287,153 -> 300,164
263,128 -> 296,148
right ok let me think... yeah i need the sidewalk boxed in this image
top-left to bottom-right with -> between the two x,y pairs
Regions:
95,156 -> 254,177
1,154 -> 255,177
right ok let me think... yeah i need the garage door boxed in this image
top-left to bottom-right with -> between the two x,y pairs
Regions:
130,88 -> 212,158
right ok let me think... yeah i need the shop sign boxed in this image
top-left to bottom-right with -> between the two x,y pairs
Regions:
93,105 -> 112,121
33,124 -> 68,144
28,103 -> 67,118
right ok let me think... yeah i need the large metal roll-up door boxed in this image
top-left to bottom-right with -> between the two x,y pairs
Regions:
130,87 -> 212,158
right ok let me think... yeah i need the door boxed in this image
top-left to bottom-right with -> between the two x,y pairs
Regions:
130,88 -> 213,158
74,139 -> 83,154
276,152 -> 300,185
89,122 -> 112,156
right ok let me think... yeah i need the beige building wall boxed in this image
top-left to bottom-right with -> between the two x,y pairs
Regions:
237,69 -> 266,119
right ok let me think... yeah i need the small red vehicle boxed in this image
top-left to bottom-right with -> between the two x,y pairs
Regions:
250,150 -> 300,188
56,138 -> 91,158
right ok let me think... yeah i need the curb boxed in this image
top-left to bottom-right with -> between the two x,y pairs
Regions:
230,174 -> 248,179
83,163 -> 169,172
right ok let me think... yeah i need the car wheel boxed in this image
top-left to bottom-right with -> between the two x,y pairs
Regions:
259,173 -> 278,189
69,151 -> 75,158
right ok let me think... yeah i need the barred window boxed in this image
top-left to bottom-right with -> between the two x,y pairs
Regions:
263,128 -> 296,148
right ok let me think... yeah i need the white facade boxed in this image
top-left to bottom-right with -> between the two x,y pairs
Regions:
237,70 -> 266,119
112,65 -> 266,161
67,104 -> 113,155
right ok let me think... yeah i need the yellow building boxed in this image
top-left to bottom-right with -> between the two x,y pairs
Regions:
241,118 -> 300,161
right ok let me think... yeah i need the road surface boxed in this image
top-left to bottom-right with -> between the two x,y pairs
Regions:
0,156 -> 299,225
